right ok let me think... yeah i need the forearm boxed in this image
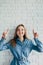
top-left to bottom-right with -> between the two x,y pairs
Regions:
34,38 -> 43,52
0,39 -> 9,51
0,37 -> 5,43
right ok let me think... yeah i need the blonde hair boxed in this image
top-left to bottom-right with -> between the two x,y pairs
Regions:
10,24 -> 29,47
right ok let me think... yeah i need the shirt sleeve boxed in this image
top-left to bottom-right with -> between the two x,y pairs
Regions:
32,38 -> 43,52
0,38 -> 5,43
0,38 -> 10,51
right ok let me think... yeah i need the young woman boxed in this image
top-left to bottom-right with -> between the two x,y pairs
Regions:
0,24 -> 43,65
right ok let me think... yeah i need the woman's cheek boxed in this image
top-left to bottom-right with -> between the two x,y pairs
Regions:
17,32 -> 19,36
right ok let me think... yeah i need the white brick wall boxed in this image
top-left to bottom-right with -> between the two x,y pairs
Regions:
0,0 -> 43,65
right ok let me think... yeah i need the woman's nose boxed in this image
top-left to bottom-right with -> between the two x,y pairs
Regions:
19,30 -> 22,33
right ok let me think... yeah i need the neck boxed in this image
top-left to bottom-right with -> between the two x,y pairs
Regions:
19,37 -> 24,42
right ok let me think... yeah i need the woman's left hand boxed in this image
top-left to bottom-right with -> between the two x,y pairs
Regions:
33,29 -> 38,38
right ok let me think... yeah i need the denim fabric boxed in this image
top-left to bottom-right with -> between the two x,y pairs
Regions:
0,38 -> 43,65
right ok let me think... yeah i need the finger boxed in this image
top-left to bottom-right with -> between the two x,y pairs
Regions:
32,29 -> 34,34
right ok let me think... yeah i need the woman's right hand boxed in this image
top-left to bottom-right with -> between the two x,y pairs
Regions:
33,29 -> 38,38
2,29 -> 9,39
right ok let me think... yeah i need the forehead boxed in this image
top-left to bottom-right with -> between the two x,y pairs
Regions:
18,26 -> 25,29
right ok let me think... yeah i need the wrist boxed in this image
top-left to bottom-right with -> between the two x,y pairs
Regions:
2,36 -> 6,40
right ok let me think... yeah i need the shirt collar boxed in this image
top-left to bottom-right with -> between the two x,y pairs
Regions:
16,38 -> 27,46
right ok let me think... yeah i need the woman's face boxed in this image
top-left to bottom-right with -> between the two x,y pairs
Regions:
16,26 -> 25,38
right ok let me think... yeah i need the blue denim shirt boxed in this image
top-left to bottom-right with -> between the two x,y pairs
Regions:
0,38 -> 43,65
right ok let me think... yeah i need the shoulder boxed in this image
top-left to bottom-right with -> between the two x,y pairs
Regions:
9,39 -> 16,47
25,38 -> 32,42
25,38 -> 34,48
25,38 -> 33,44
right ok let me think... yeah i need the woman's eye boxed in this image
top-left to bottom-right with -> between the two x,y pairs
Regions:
17,29 -> 20,31
17,28 -> 24,31
22,29 -> 24,31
